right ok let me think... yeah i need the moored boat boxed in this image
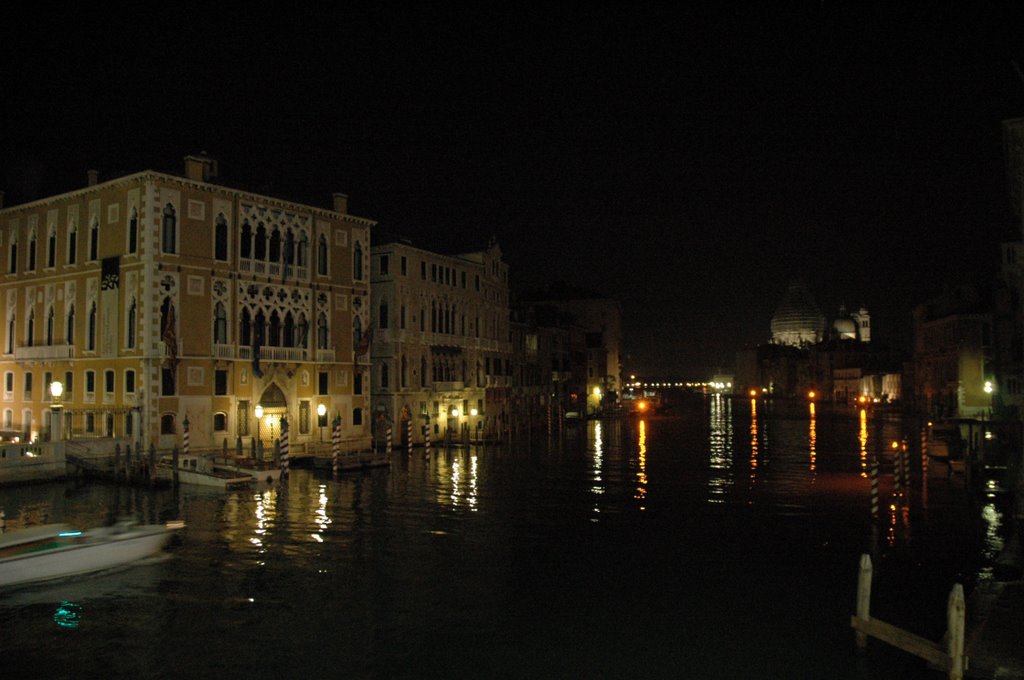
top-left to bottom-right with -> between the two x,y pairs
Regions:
156,455 -> 255,489
0,519 -> 184,587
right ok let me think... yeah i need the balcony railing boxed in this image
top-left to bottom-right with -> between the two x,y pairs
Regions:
15,344 -> 75,361
433,381 -> 465,393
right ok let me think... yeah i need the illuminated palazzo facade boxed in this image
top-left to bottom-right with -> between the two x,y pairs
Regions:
0,157 -> 374,453
369,239 -> 511,444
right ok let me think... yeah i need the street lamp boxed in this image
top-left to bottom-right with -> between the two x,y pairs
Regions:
49,381 -> 63,442
254,404 -> 264,447
317,403 -> 327,441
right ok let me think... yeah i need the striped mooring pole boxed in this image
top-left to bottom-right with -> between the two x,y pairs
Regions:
331,416 -> 341,475
280,416 -> 289,476
870,455 -> 879,519
386,426 -> 392,456
424,421 -> 431,459
407,417 -> 413,455
183,416 -> 190,457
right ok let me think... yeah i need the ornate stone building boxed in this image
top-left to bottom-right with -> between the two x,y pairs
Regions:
369,238 -> 511,444
0,156 -> 373,453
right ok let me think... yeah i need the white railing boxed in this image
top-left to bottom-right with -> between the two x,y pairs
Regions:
213,344 -> 235,359
316,349 -> 335,362
15,344 -> 75,360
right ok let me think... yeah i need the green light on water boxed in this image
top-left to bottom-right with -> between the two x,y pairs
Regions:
54,601 -> 81,628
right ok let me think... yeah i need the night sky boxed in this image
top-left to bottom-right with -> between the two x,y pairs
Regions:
4,5 -> 1024,378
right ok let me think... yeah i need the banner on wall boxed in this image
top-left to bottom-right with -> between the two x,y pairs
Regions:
100,256 -> 120,357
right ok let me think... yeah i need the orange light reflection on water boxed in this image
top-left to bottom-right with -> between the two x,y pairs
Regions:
750,398 -> 759,479
808,402 -> 817,474
858,409 -> 868,478
635,420 -> 647,510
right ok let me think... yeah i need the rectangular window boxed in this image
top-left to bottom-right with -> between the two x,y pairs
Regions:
431,264 -> 437,282
380,254 -> 389,276
86,412 -> 95,433
214,413 -> 227,431
354,371 -> 363,395
125,370 -> 135,393
215,370 -> 228,395
4,372 -> 12,393
161,367 -> 175,395
318,371 -> 328,396
44,371 -> 52,401
401,256 -> 407,276
24,372 -> 33,400
105,369 -> 115,394
421,261 -> 426,280
65,372 -> 73,399
85,371 -> 95,394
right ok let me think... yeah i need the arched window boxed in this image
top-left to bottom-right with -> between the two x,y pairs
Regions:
128,207 -> 138,254
421,356 -> 428,387
283,312 -> 295,347
352,407 -> 363,426
65,305 -> 75,345
350,315 -> 360,350
296,314 -> 309,348
214,302 -> 228,344
353,241 -> 363,280
284,229 -> 295,267
255,223 -> 267,260
127,299 -> 136,349
5,316 -> 13,354
269,228 -> 281,263
214,213 -> 228,261
317,234 -> 328,275
87,302 -> 97,351
318,312 -> 330,350
46,307 -> 54,345
268,311 -> 281,346
28,231 -> 36,271
298,232 -> 309,268
162,204 -> 177,254
161,413 -> 176,434
47,225 -> 56,268
380,361 -> 389,388
68,224 -> 77,264
8,236 -> 17,274
240,220 -> 252,258
27,309 -> 35,346
89,218 -> 99,261
239,308 -> 252,346
254,309 -> 266,349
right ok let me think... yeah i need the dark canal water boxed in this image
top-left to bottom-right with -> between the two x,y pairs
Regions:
0,395 -> 1010,679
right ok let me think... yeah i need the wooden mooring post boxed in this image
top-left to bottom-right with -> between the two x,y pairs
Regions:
850,553 -> 966,679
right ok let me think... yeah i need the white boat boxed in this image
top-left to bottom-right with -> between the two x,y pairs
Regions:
156,455 -> 255,489
209,455 -> 282,484
0,519 -> 184,587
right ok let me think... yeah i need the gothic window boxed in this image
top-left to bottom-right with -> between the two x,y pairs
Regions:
162,204 -> 177,254
353,241 -> 363,280
283,312 -> 295,347
8,237 -> 16,274
66,305 -> 75,345
431,301 -> 437,332
254,310 -> 266,348
214,213 -> 228,261
284,229 -> 295,267
269,227 -> 281,263
87,302 -> 96,351
127,299 -> 136,348
255,223 -> 267,260
421,356 -> 427,387
350,315 -> 360,351
46,307 -> 54,345
317,312 -> 329,350
268,311 -> 281,346
214,302 -> 228,344
239,307 -> 252,346
298,232 -> 309,268
317,234 -> 328,275
240,220 -> 252,258
28,231 -> 36,271
27,309 -> 35,346
89,218 -> 99,260
128,207 -> 138,254
296,313 -> 309,348
68,224 -> 77,264
47,226 -> 56,268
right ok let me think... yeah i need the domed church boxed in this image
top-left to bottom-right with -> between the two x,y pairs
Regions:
770,279 -> 827,346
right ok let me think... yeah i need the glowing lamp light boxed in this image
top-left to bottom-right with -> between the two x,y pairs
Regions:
807,391 -> 816,400
317,403 -> 327,417
637,400 -> 648,412
593,387 -> 602,397
254,404 -> 264,419
891,441 -> 899,450
749,389 -> 758,397
470,408 -> 478,416
50,381 -> 64,399
984,381 -> 994,394
451,408 -> 460,418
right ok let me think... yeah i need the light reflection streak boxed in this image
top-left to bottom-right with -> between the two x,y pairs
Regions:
808,403 -> 817,474
592,421 -> 604,519
980,502 -> 1004,563
469,454 -> 478,512
858,409 -> 868,478
749,398 -> 758,480
452,455 -> 462,508
635,419 -> 647,510
707,394 -> 733,503
251,488 -> 277,552
312,483 -> 330,542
